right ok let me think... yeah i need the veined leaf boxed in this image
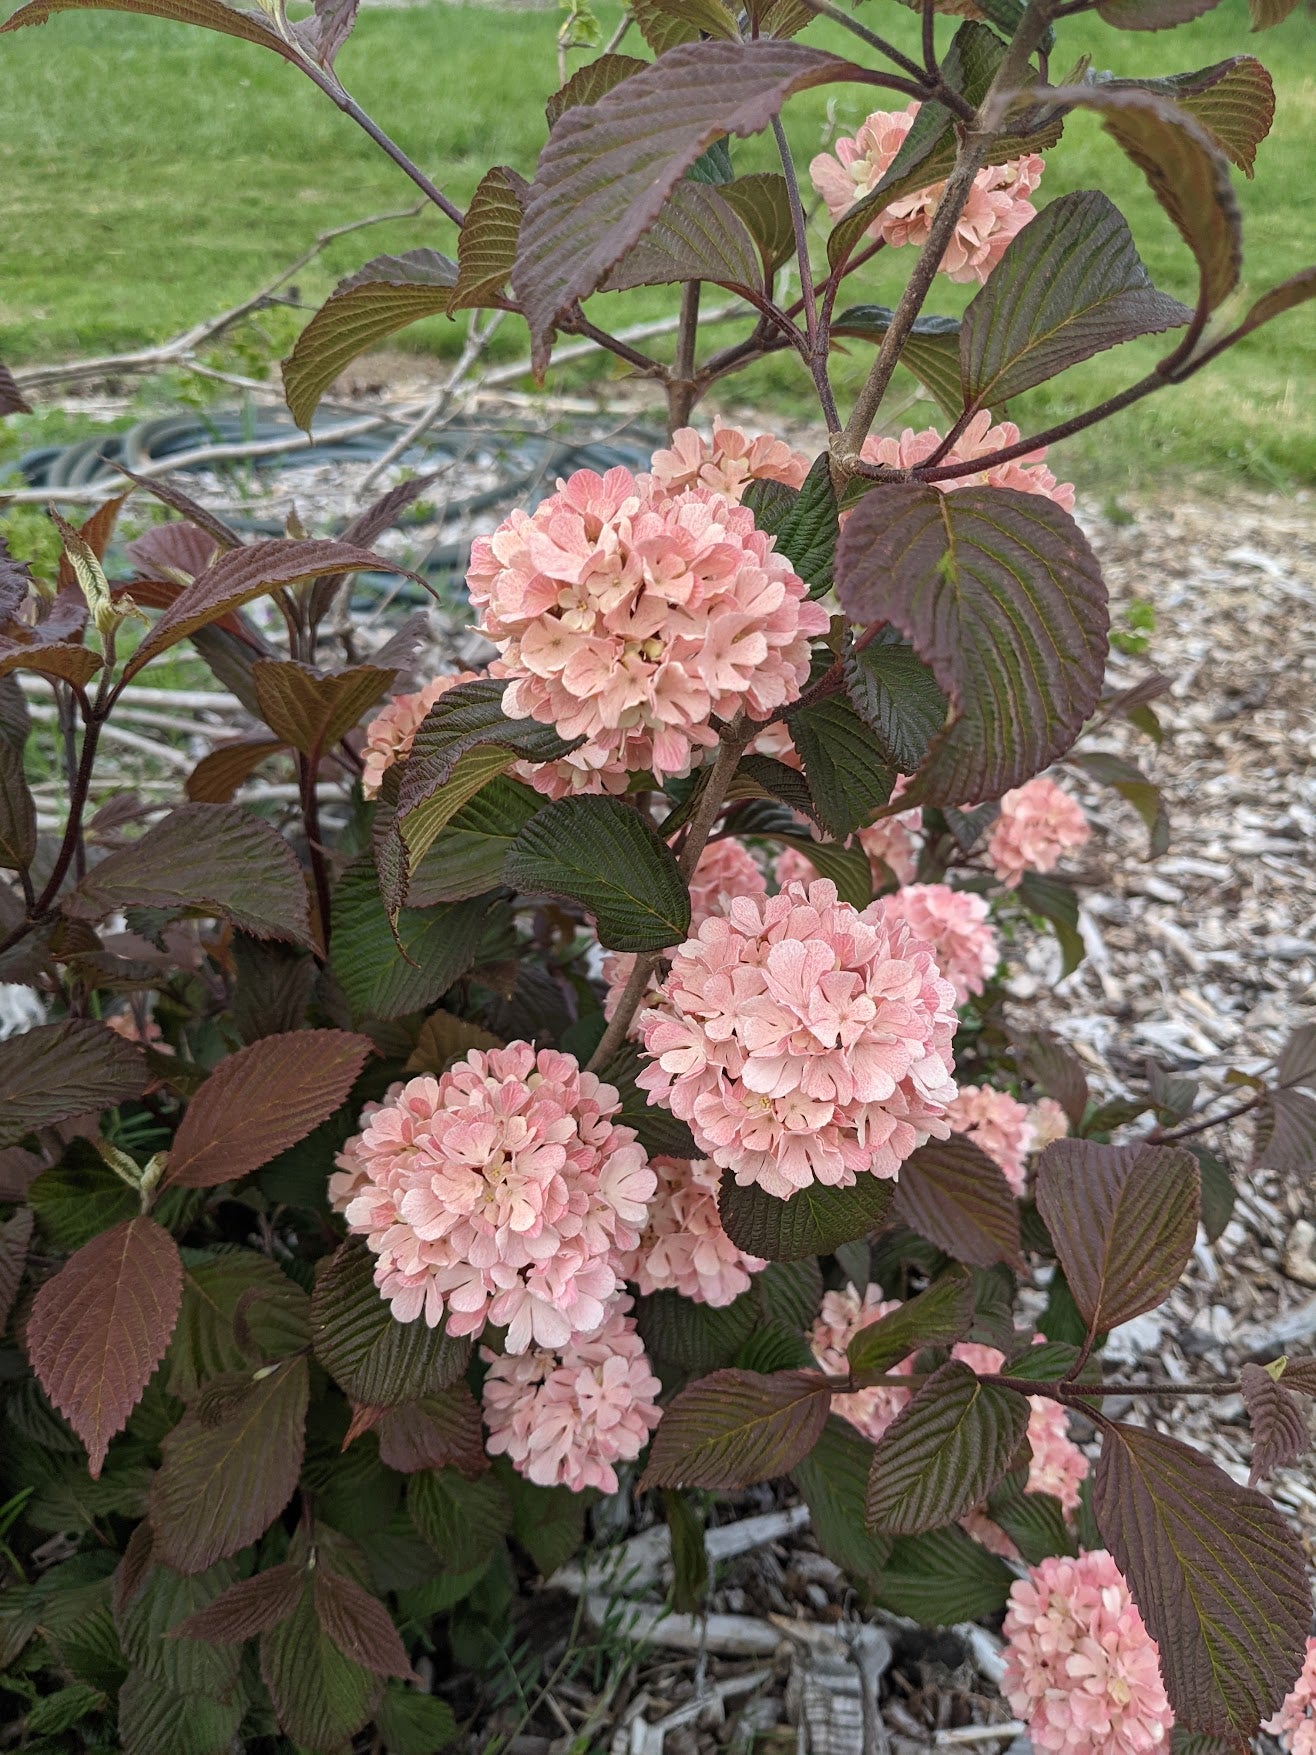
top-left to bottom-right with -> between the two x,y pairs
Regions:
1016,869 -> 1086,976
513,38 -> 860,370
252,659 -> 393,756
167,1248 -> 310,1400
171,1565 -> 303,1643
985,1471 -> 1078,1563
872,1524 -> 1014,1622
1116,58 -> 1275,178
373,1387 -> 487,1479
604,180 -> 764,294
1248,0 -> 1301,28
406,776 -> 541,905
117,1668 -> 242,1755
892,1135 -> 1022,1269
961,191 -> 1190,409
844,630 -> 949,777
1016,1028 -> 1089,1132
163,1030 -> 371,1188
1253,1087 -> 1316,1174
1093,1422 -> 1308,1736
313,1569 -> 417,1679
1096,0 -> 1224,30
283,250 -> 458,429
1071,748 -> 1169,857
787,694 -> 896,838
150,1357 -> 309,1574
0,1207 -> 33,1336
117,1555 -> 243,1703
1034,1138 -> 1199,1334
720,172 -> 795,273
0,740 -> 36,871
831,307 -> 965,421
718,1172 -> 895,1263
448,165 -> 528,314
791,1416 -> 891,1587
595,1039 -> 701,1159
185,738 -> 285,804
1239,1362 -> 1309,1485
260,1582 -> 382,1749
330,857 -> 494,1022
405,1011 -> 505,1077
27,1218 -> 183,1478
66,803 -> 313,946
742,453 -> 838,597
0,1019 -> 146,1147
848,1266 -> 974,1379
311,1241 -> 471,1406
503,795 -> 690,952
865,1360 -> 1029,1535
546,52 -> 649,126
640,1368 -> 831,1489
406,1466 -> 512,1572
0,0 -> 296,58
835,485 -> 1109,807
631,0 -> 737,52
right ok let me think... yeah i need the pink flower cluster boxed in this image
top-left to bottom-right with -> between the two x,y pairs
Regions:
810,103 -> 1044,284
638,879 -> 958,1198
861,410 -> 1075,512
1029,1096 -> 1072,1155
339,1044 -> 655,1353
481,1297 -> 661,1494
647,422 -> 810,501
1267,1636 -> 1316,1755
467,466 -> 829,797
882,884 -> 999,1005
360,671 -> 479,799
947,1083 -> 1035,1194
987,776 -> 1090,889
810,1283 -> 915,1442
603,838 -> 766,1026
616,1156 -> 766,1307
1002,1551 -> 1173,1754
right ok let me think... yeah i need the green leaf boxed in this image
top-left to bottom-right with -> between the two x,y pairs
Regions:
985,1472 -> 1077,1564
844,629 -> 950,776
504,1469 -> 588,1578
847,1267 -> 974,1379
25,1682 -> 106,1735
729,799 -> 873,908
513,38 -> 861,370
1192,1146 -> 1235,1245
743,452 -> 838,597
719,172 -> 795,273
718,1171 -> 895,1263
283,250 -> 458,429
0,1018 -> 146,1147
1071,749 -> 1169,857
545,51 -> 648,126
311,1241 -> 471,1406
260,1582 -> 383,1751
117,1557 -> 242,1704
604,181 -> 764,294
406,1467 -> 512,1573
1016,870 -> 1086,977
791,1416 -> 891,1589
640,1368 -> 832,1489
376,1684 -> 460,1755
961,191 -> 1190,410
330,857 -> 494,1023
1034,1138 -> 1199,1335
65,802 -> 313,946
756,1256 -> 823,1332
634,1287 -> 758,1373
1093,1422 -> 1309,1737
167,1248 -> 310,1400
503,796 -> 691,952
830,308 -> 965,421
872,1524 -> 1014,1622
117,1667 -> 242,1755
149,1357 -> 309,1574
595,1039 -> 701,1159
736,1319 -> 815,1373
787,694 -> 896,839
406,776 -> 542,905
835,486 -> 1109,807
631,0 -> 736,51
866,1361 -> 1029,1536
892,1135 -> 1022,1270
0,738 -> 36,871
448,165 -> 527,314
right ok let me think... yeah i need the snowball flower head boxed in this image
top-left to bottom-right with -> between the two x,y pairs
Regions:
647,421 -> 810,500
882,884 -> 999,1004
638,878 -> 958,1199
603,838 -> 766,1027
1029,1096 -> 1071,1155
361,671 -> 479,799
1002,1550 -> 1172,1754
861,409 -> 1074,511
810,103 -> 1044,284
329,1082 -> 405,1214
810,1284 -> 915,1442
947,1083 -> 1034,1195
481,1297 -> 661,1493
1266,1636 -> 1316,1755
987,776 -> 1090,889
341,1043 -> 655,1354
467,466 -> 829,797
616,1156 -> 766,1306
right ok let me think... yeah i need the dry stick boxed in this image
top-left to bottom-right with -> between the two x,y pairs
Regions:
834,0 -> 1059,472
355,309 -> 506,495
586,720 -> 753,1073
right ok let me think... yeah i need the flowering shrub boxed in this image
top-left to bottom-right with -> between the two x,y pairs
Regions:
0,0 -> 1314,1745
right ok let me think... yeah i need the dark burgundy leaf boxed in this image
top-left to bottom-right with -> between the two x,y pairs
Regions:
171,1564 -> 303,1642
0,1207 -> 34,1335
374,1387 -> 487,1478
1240,1363 -> 1310,1484
892,1135 -> 1022,1269
0,359 -> 33,416
252,659 -> 394,756
639,1368 -> 831,1490
1016,1030 -> 1089,1132
0,0 -> 298,61
313,1569 -> 418,1679
184,739 -> 286,805
0,1019 -> 147,1147
124,521 -> 222,583
545,50 -> 648,126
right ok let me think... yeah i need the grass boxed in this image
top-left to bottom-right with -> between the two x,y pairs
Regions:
0,0 -> 1313,494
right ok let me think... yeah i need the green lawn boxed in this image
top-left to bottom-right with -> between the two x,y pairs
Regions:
1,0 -> 1313,494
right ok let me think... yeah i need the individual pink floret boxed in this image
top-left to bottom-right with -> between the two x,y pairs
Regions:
602,838 -> 766,1027
466,466 -> 829,798
360,671 -> 480,799
1002,1550 -> 1173,1754
647,421 -> 810,500
481,1296 -> 662,1494
615,1156 -> 766,1307
810,1283 -> 916,1442
637,878 -> 958,1199
882,884 -> 999,1005
860,410 -> 1075,512
809,103 -> 1044,285
946,1083 -> 1034,1195
986,776 -> 1090,889
1266,1636 -> 1316,1755
341,1043 -> 655,1354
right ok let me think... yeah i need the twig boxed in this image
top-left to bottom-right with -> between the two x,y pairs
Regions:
356,310 -> 505,494
795,0 -> 931,86
295,64 -> 464,226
